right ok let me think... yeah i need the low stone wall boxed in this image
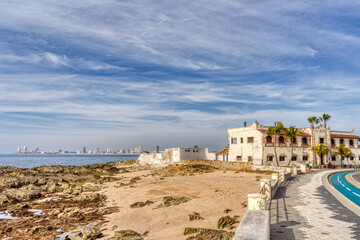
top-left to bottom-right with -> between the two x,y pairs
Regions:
233,210 -> 270,240
233,167 -> 300,240
180,160 -> 253,170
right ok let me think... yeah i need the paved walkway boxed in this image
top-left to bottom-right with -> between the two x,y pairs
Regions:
270,170 -> 360,240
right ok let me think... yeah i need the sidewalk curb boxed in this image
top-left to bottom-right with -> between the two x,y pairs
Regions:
321,170 -> 360,217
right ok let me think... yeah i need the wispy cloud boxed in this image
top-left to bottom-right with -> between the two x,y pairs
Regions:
1,1 -> 360,152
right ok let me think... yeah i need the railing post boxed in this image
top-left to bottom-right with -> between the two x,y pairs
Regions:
260,179 -> 272,200
248,193 -> 268,210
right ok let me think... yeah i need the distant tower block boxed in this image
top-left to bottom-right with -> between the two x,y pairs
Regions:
107,147 -> 111,153
83,147 -> 86,154
17,146 -> 21,153
156,146 -> 160,153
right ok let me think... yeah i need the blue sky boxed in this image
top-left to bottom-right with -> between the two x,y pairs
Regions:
1,1 -> 360,153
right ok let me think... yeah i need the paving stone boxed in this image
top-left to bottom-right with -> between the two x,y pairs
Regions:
270,171 -> 360,240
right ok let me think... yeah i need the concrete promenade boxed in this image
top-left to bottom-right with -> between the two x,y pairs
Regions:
270,170 -> 360,240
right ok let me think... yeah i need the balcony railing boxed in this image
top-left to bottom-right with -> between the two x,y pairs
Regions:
265,142 -> 274,147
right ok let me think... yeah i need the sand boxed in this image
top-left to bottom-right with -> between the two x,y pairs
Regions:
99,168 -> 270,239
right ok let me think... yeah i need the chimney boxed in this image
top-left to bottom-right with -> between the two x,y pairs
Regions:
244,121 -> 247,127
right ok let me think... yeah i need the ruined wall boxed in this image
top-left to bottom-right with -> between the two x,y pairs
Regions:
138,147 -> 216,164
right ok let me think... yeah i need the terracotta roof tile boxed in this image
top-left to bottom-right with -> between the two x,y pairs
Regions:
215,150 -> 229,155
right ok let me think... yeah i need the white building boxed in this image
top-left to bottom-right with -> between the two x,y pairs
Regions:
138,146 -> 216,165
228,121 -> 360,167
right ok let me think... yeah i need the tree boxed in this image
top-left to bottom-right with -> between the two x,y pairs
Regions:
334,144 -> 351,168
319,113 -> 331,128
308,116 -> 320,167
319,113 -> 331,166
311,144 -> 330,166
284,126 -> 301,166
268,122 -> 284,166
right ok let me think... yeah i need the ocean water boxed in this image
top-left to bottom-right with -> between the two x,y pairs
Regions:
0,154 -> 140,168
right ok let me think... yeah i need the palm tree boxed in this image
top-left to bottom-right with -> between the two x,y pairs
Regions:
284,126 -> 301,166
320,113 -> 331,128
268,122 -> 284,166
334,144 -> 351,168
311,144 -> 330,167
319,113 -> 331,166
308,116 -> 320,167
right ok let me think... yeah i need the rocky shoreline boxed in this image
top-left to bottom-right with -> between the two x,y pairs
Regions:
0,160 -> 272,239
0,160 -> 142,239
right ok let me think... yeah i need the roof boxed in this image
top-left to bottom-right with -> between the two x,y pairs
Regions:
215,150 -> 229,155
258,129 -> 310,136
330,134 -> 360,139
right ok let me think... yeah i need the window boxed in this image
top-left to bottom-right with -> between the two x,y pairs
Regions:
240,138 -> 243,143
279,156 -> 285,161
231,138 -> 237,144
291,156 -> 297,161
350,140 -> 354,146
341,156 -> 345,160
267,156 -> 273,161
331,139 -> 335,145
266,136 -> 272,143
247,137 -> 254,143
279,136 -> 285,143
320,138 -> 324,144
291,138 -> 297,144
236,156 -> 242,161
359,156 -> 360,161
302,137 -> 307,144
332,156 -> 336,161
303,156 -> 308,161
248,156 -> 253,162
340,139 -> 344,145
185,149 -> 190,152
350,156 -> 354,160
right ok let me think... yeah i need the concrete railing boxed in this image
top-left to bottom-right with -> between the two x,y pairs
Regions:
233,167 -> 300,240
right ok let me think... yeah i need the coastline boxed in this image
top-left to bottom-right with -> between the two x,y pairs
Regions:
0,160 -> 271,239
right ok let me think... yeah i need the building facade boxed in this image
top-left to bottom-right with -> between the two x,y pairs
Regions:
138,146 -> 216,164
228,121 -> 360,167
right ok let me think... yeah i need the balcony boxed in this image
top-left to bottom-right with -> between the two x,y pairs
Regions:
265,142 -> 274,147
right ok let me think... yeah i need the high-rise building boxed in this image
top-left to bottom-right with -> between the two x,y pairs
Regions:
24,146 -> 28,153
107,147 -> 111,153
83,147 -> 86,154
138,146 -> 142,153
17,146 -> 21,153
156,146 -> 160,153
94,147 -> 99,154
134,147 -> 139,153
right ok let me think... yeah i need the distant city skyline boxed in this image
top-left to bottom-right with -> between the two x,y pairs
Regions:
15,145 -> 147,155
1,1 -> 360,153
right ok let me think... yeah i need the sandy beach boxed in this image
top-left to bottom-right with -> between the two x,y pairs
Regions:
0,161 -> 271,239
99,165 -> 271,239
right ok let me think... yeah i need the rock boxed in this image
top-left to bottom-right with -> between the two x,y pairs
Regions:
154,196 -> 188,209
188,212 -> 204,221
70,236 -> 84,240
72,193 -> 103,202
79,227 -> 102,239
223,209 -> 232,214
0,184 -> 42,204
130,200 -> 153,208
110,225 -> 118,231
184,227 -> 234,239
217,216 -> 238,229
113,230 -> 143,240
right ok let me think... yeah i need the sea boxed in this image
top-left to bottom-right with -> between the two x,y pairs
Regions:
0,154 -> 140,169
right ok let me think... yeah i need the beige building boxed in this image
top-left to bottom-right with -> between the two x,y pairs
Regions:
228,121 -> 360,167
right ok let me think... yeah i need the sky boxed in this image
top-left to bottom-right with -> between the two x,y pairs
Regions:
1,1 -> 360,153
